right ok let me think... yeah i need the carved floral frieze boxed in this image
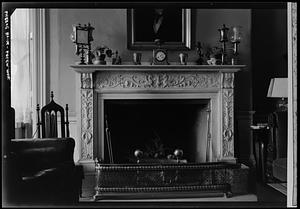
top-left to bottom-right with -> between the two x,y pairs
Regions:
95,72 -> 220,90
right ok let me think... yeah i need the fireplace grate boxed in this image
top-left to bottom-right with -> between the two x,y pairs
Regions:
94,162 -> 242,200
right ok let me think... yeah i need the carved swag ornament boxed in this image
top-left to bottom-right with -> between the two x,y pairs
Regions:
95,72 -> 221,90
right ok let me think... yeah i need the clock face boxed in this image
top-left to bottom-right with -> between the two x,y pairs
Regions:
155,51 -> 166,61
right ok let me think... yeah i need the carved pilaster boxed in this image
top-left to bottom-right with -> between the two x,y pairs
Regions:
222,89 -> 234,158
221,73 -> 235,160
81,73 -> 94,160
95,72 -> 220,90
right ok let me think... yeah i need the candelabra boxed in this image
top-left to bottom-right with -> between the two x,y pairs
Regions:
70,23 -> 94,65
218,24 -> 229,65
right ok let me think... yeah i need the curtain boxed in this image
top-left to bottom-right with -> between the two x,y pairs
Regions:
11,9 -> 32,138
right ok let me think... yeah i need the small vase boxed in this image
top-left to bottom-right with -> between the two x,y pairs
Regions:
93,55 -> 106,65
93,56 -> 101,65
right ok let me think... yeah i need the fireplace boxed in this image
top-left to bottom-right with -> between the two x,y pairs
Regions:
104,99 -> 212,163
70,65 -> 244,165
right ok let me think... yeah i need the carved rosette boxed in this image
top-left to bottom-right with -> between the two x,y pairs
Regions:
221,72 -> 235,159
222,73 -> 234,89
81,72 -> 94,160
95,72 -> 220,90
81,73 -> 93,89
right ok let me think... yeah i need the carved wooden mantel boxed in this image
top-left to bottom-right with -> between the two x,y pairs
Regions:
70,65 -> 244,163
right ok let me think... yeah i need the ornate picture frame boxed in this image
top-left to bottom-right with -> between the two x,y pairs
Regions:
127,8 -> 191,50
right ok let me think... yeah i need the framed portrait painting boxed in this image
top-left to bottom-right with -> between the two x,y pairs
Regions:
127,8 -> 191,50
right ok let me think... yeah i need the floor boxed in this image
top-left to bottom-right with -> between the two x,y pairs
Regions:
255,182 -> 287,207
78,182 -> 286,208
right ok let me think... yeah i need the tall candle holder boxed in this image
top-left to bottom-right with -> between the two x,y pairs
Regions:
218,24 -> 229,65
70,23 -> 94,65
229,26 -> 242,65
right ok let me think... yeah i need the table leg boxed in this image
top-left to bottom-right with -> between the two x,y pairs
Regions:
260,141 -> 266,183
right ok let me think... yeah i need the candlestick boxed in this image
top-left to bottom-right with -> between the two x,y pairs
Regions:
229,26 -> 242,65
218,24 -> 229,65
70,23 -> 94,65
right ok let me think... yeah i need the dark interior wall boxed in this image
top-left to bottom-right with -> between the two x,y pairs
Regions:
251,9 -> 287,115
195,9 -> 252,112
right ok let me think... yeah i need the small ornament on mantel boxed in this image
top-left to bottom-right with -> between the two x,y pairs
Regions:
92,46 -> 112,65
112,50 -> 122,65
196,41 -> 204,65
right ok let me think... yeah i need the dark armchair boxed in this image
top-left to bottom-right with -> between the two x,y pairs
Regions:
10,137 -> 82,205
6,92 -> 84,205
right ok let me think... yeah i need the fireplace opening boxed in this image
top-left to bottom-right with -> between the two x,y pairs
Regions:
103,99 -> 212,164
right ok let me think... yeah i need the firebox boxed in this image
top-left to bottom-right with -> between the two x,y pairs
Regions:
104,99 -> 212,163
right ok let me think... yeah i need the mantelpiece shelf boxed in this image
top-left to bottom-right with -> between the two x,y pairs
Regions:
70,64 -> 245,73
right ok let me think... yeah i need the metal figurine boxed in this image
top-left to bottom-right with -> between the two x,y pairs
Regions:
113,51 -> 122,65
196,42 -> 204,65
